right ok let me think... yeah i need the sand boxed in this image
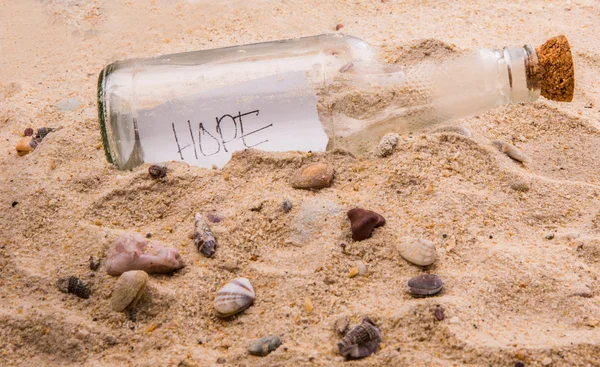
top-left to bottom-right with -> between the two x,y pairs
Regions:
2,0 -> 600,366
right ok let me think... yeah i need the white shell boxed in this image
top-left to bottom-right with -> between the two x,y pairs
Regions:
397,238 -> 437,266
214,277 -> 255,317
491,140 -> 530,163
111,270 -> 148,312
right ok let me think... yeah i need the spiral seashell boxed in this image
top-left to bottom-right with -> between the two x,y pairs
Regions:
57,276 -> 91,299
397,238 -> 437,266
337,317 -> 382,359
111,270 -> 148,312
194,213 -> 216,258
213,277 -> 255,318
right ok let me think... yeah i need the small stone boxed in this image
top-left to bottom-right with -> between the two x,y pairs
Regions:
510,181 -> 530,192
516,350 -> 526,360
334,316 -> 350,337
216,358 -> 226,364
449,316 -> 460,324
491,140 -> 530,163
323,277 -> 336,285
206,212 -> 223,223
75,329 -> 89,340
407,274 -> 443,297
148,165 -> 167,179
282,199 -> 293,213
542,357 -> 553,366
24,128 -> 34,137
584,101 -> 593,108
335,24 -> 344,31
347,267 -> 359,278
514,363 -> 525,367
347,208 -> 386,241
357,261 -> 368,275
434,307 -> 444,321
15,137 -> 34,156
290,162 -> 334,190
373,133 -> 400,158
248,336 -> 282,356
89,256 -> 101,271
304,297 -> 314,313
105,336 -> 119,346
544,233 -> 555,240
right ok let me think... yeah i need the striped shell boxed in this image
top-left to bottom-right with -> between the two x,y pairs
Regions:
397,238 -> 437,266
214,277 -> 255,317
337,318 -> 382,359
111,270 -> 148,312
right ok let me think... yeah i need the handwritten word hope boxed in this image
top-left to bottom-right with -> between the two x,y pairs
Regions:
171,109 -> 273,159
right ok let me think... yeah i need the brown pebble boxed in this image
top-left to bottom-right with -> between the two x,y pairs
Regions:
335,23 -> 344,31
24,128 -> 34,137
347,208 -> 386,241
434,307 -> 444,321
89,256 -> 101,271
290,162 -> 334,190
149,164 -> 167,179
304,297 -> 314,313
15,137 -> 34,156
347,267 -> 359,278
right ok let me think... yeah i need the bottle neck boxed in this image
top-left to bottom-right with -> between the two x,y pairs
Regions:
501,45 -> 541,103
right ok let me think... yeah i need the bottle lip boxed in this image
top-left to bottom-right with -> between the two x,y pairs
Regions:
523,44 -> 541,95
97,65 -> 114,165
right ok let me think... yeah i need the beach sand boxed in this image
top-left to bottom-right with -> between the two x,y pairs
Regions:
1,0 -> 600,366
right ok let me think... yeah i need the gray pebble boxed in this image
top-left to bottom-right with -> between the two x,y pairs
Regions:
373,133 -> 400,157
282,199 -> 293,213
248,336 -> 282,356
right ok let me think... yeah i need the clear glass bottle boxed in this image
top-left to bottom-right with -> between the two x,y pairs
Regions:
97,34 -> 572,170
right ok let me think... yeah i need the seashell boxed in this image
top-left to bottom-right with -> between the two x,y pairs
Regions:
407,274 -> 443,297
57,276 -> 91,299
106,233 -> 185,276
247,335 -> 282,356
491,140 -> 530,163
148,164 -> 167,179
373,133 -> 400,158
213,277 -> 255,317
337,317 -> 382,359
15,137 -> 35,156
35,127 -> 55,140
282,199 -> 293,213
432,125 -> 472,138
434,307 -> 444,321
111,270 -> 148,312
194,213 -> 216,257
347,208 -> 386,241
334,316 -> 350,337
397,238 -> 437,266
290,162 -> 334,190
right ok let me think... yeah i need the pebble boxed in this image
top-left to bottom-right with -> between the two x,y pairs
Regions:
510,181 -> 530,192
434,307 -> 444,321
148,164 -> 167,179
542,357 -> 553,366
290,162 -> 334,190
75,329 -> 89,340
347,208 -> 386,241
357,261 -> 368,275
407,274 -> 443,297
220,259 -> 239,272
373,133 -> 400,157
247,336 -> 282,356
347,267 -> 359,278
304,297 -> 314,313
15,137 -> 35,156
206,212 -> 224,223
491,140 -> 530,163
335,23 -> 344,31
23,128 -> 33,137
584,101 -> 593,109
449,316 -> 460,324
544,232 -> 555,240
56,98 -> 81,111
89,256 -> 101,271
282,199 -> 293,213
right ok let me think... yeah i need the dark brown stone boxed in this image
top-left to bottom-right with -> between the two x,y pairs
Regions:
347,208 -> 386,241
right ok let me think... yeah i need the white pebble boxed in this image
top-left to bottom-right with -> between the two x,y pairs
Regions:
542,357 -> 553,366
373,133 -> 400,157
449,316 -> 460,324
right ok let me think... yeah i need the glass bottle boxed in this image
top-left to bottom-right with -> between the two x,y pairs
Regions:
97,34 -> 573,170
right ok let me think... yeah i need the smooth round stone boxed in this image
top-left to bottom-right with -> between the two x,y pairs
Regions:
290,162 -> 334,190
407,274 -> 443,297
248,336 -> 281,356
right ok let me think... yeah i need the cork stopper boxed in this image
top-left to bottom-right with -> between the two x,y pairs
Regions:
535,35 -> 575,102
